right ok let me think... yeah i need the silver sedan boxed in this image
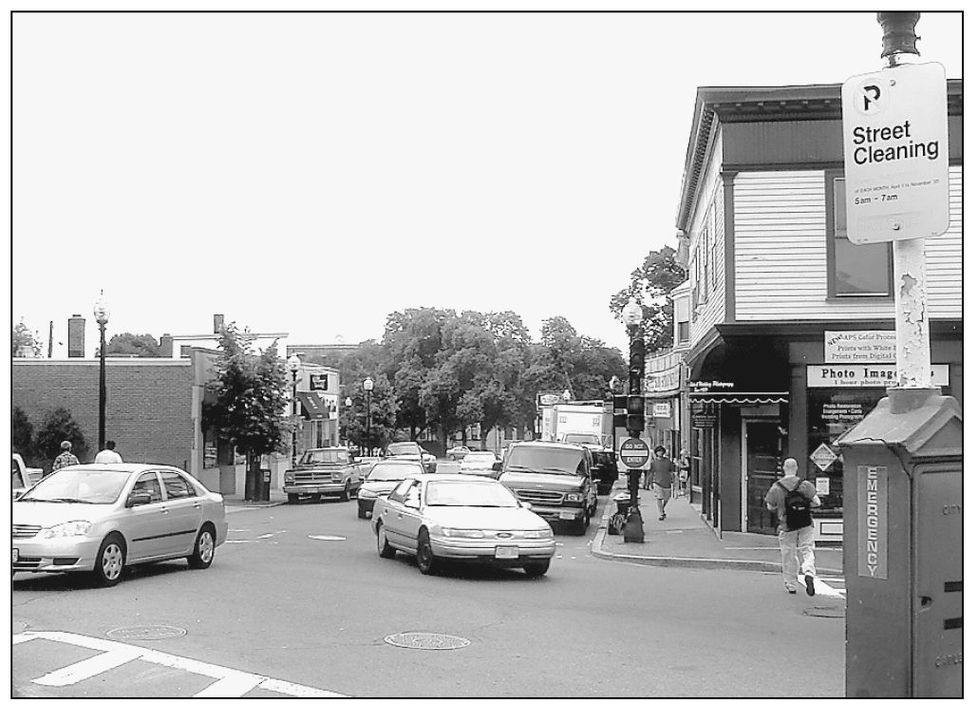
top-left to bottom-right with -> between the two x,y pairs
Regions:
372,474 -> 556,577
12,463 -> 228,587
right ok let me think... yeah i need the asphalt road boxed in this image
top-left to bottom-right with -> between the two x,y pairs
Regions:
12,479 -> 844,698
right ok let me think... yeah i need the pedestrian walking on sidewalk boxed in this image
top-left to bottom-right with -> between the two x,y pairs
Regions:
764,457 -> 821,595
649,445 -> 675,521
94,440 -> 123,464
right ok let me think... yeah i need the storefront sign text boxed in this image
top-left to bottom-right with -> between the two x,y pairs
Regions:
808,364 -> 949,387
651,402 -> 671,419
824,331 -> 896,363
857,465 -> 888,580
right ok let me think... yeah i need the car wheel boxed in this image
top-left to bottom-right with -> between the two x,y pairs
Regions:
524,560 -> 550,578
416,528 -> 440,575
188,525 -> 216,569
357,505 -> 368,519
92,533 -> 126,587
376,522 -> 395,559
340,485 -> 350,502
287,494 -> 299,505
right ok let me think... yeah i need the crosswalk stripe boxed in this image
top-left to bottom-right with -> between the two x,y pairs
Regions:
193,671 -> 264,697
14,630 -> 347,697
33,648 -> 143,686
798,574 -> 845,598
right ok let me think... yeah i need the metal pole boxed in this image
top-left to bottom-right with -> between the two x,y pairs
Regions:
291,370 -> 298,466
623,321 -> 645,543
365,389 -> 372,456
98,320 -> 106,451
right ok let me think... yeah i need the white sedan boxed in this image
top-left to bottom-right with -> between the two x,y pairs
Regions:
372,474 -> 556,577
13,463 -> 227,587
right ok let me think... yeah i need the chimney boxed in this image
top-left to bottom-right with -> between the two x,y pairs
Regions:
213,314 -> 225,334
159,333 -> 173,357
67,315 -> 85,358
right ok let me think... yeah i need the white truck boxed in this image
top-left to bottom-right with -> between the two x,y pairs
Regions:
541,402 -> 610,446
12,453 -> 44,500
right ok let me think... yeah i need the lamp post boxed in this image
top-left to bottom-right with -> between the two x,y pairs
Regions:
344,396 -> 353,446
609,375 -> 620,458
622,299 -> 646,543
93,291 -> 110,452
363,377 -> 374,456
562,388 -> 572,403
287,354 -> 301,467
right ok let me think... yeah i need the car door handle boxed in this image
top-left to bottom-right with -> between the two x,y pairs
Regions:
193,503 -> 201,509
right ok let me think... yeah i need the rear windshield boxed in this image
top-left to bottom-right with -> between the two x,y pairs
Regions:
300,449 -> 351,465
563,433 -> 600,445
504,446 -> 586,476
367,462 -> 424,481
387,443 -> 421,455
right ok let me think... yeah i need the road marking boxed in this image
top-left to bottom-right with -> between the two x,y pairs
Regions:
33,648 -> 143,686
13,631 -> 346,697
798,575 -> 845,598
308,535 -> 346,541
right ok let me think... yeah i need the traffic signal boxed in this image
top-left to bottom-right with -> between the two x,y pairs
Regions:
626,394 -> 644,433
613,394 -> 627,428
628,337 -> 645,377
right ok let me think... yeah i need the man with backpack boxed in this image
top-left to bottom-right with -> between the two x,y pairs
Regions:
764,457 -> 821,595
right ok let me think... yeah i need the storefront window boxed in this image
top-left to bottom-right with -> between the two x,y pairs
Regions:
806,387 -> 886,513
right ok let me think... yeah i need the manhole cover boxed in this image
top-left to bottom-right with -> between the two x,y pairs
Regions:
106,624 -> 187,641
803,605 -> 845,618
384,632 -> 470,650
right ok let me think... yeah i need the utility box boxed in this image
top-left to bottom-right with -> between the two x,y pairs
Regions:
837,388 -> 962,698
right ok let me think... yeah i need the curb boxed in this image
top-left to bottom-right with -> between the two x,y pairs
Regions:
589,496 -> 842,575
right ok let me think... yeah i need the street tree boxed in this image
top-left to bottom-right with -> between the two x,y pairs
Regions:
12,406 -> 35,462
608,245 -> 686,353
206,323 -> 291,501
104,332 -> 164,357
339,373 -> 397,453
12,319 -> 41,358
35,407 -> 89,471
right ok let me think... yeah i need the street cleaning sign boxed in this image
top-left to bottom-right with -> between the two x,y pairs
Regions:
841,62 -> 949,244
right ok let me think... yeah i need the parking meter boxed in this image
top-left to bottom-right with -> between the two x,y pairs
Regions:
837,388 -> 962,698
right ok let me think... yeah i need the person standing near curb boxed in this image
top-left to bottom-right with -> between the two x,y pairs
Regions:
764,457 -> 821,595
649,445 -> 675,521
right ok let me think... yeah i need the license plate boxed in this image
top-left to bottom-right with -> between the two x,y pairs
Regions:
495,545 -> 519,559
559,511 -> 576,521
12,548 -> 18,563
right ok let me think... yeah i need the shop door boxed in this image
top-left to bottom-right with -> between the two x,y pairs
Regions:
743,420 -> 781,534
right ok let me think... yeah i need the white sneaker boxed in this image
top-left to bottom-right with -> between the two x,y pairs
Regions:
785,583 -> 797,595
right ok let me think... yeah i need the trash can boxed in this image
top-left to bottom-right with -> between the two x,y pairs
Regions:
258,469 -> 271,502
614,493 -> 633,516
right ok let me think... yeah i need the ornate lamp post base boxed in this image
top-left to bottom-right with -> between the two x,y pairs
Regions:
623,508 -> 645,543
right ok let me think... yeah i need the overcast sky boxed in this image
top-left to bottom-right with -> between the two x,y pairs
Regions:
9,7 -> 965,358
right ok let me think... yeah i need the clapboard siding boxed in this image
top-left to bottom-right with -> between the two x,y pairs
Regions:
734,168 -> 962,321
689,138 -> 726,345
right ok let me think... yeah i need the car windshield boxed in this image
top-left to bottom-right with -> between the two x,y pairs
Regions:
19,467 -> 131,504
368,463 -> 424,481
505,446 -> 585,476
387,443 -> 421,455
300,449 -> 351,464
425,481 -> 518,508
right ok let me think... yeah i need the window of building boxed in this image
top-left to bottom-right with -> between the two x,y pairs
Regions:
677,321 -> 690,343
710,202 -> 722,290
827,176 -> 892,297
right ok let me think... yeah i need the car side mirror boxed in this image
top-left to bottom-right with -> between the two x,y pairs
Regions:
492,461 -> 502,472
126,491 -> 152,508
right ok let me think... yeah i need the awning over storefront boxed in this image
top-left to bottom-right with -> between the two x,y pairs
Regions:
690,392 -> 789,405
297,391 -> 329,420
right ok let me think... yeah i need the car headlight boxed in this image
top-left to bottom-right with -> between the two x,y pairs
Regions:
284,471 -> 294,482
39,520 -> 92,539
441,528 -> 486,539
359,488 -> 377,499
564,492 -> 584,503
523,528 -> 554,539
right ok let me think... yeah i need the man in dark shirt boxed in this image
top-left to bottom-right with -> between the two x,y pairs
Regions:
648,445 -> 676,521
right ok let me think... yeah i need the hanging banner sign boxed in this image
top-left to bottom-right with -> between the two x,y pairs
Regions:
841,62 -> 949,244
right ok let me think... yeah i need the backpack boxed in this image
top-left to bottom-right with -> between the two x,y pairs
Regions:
777,480 -> 812,531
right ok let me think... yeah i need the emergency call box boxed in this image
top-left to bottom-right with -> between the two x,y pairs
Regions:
837,389 -> 961,698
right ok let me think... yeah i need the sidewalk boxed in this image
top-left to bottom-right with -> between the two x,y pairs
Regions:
591,480 -> 843,576
222,487 -> 288,509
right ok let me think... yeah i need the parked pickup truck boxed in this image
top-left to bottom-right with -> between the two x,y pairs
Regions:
12,453 -> 43,500
497,441 -> 598,535
283,447 -> 362,504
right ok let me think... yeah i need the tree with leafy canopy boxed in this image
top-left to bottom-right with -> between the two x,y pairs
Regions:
12,319 -> 41,357
104,332 -> 164,357
35,407 -> 89,472
339,373 -> 397,454
12,406 -> 35,462
206,323 -> 291,501
608,245 -> 686,354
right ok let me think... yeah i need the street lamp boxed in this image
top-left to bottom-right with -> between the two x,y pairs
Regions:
287,354 -> 301,466
344,396 -> 353,447
622,299 -> 645,543
609,375 -> 620,458
562,388 -> 572,403
93,291 -> 110,452
363,377 -> 374,457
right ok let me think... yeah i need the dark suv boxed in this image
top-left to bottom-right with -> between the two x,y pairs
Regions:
497,441 -> 598,535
